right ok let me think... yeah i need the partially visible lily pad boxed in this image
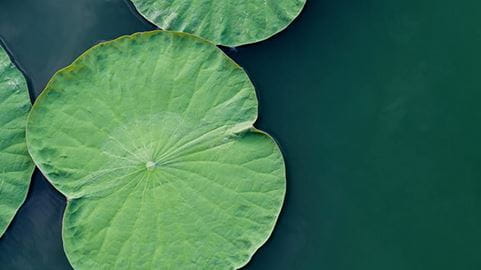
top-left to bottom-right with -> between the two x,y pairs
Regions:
27,31 -> 286,269
129,0 -> 306,46
0,46 -> 34,237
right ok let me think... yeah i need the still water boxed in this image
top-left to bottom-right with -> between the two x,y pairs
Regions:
1,0 -> 481,269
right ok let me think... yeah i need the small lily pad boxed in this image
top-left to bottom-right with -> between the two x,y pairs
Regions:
129,0 -> 306,46
27,31 -> 286,269
0,46 -> 34,237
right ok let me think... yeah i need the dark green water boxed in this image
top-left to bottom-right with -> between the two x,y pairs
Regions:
1,0 -> 481,269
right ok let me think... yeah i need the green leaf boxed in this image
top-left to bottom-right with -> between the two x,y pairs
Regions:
0,47 -> 34,237
27,31 -> 286,269
129,0 -> 306,47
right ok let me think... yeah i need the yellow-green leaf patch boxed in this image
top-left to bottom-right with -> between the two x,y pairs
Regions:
27,31 -> 286,269
129,0 -> 306,46
0,47 -> 34,237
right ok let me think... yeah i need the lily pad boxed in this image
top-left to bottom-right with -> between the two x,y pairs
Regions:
27,31 -> 286,269
0,46 -> 34,237
129,0 -> 306,46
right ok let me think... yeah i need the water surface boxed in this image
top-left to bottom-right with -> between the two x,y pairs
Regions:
1,0 -> 481,269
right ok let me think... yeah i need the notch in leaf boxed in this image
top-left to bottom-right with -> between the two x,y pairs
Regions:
27,31 -> 286,269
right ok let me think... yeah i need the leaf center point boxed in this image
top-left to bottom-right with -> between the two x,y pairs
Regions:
145,161 -> 157,171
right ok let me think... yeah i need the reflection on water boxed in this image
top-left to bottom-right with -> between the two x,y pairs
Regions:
2,0 -> 481,269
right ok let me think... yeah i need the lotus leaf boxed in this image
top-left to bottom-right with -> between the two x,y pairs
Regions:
0,46 -> 34,237
129,0 -> 307,46
27,31 -> 285,269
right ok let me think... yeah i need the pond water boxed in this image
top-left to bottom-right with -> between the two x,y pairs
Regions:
1,0 -> 481,269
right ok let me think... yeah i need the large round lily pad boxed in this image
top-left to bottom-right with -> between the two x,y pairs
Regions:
0,46 -> 34,237
27,31 -> 286,269
129,0 -> 306,47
